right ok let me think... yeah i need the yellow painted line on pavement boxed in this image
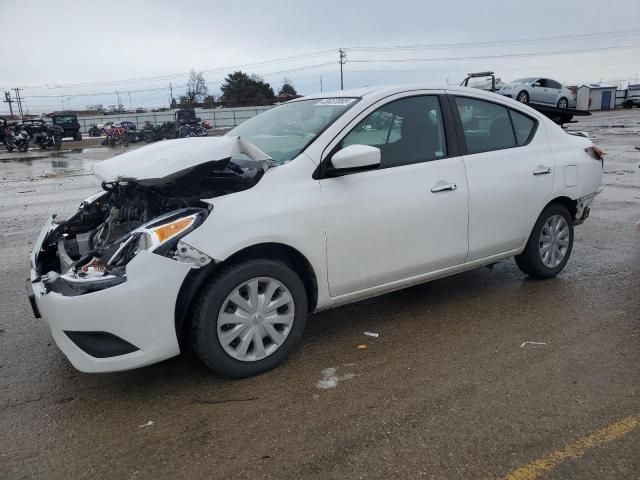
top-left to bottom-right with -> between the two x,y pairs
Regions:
504,414 -> 640,480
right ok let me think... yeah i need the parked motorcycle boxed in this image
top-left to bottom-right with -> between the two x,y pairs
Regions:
35,125 -> 64,150
4,126 -> 30,152
87,124 -> 103,137
177,123 -> 196,138
102,123 -> 128,147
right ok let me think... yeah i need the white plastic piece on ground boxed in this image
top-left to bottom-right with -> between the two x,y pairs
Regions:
520,341 -> 547,348
138,420 -> 154,428
315,367 -> 356,390
364,331 -> 379,338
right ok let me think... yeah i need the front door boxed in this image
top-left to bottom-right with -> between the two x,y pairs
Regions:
320,94 -> 469,297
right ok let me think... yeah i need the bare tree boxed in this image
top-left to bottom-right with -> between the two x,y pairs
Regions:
185,70 -> 208,104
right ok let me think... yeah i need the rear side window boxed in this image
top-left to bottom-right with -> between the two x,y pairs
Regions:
509,109 -> 536,146
454,97 -> 516,153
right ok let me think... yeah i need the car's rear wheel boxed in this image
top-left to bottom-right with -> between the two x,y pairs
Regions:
516,91 -> 529,103
557,97 -> 569,109
191,259 -> 308,378
515,204 -> 574,278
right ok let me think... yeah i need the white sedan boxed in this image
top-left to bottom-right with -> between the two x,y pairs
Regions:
28,85 -> 603,377
497,77 -> 577,109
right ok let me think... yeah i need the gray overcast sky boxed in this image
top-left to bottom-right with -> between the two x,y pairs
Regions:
1,0 -> 639,113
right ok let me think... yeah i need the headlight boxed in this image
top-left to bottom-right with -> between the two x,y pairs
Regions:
106,207 -> 208,267
135,214 -> 198,253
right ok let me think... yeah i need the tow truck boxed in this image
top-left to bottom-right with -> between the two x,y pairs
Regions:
461,71 -> 590,126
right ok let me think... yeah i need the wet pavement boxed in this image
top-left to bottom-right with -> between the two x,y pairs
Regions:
1,111 -> 639,479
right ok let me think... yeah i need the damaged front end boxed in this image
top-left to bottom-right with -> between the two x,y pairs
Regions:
34,155 -> 265,296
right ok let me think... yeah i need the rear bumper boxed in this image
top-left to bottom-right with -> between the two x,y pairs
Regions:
30,218 -> 193,372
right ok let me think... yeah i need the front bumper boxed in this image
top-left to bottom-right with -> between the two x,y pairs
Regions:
29,217 -> 193,372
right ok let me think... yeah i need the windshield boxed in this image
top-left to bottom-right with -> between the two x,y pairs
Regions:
227,98 -> 358,163
512,78 -> 536,84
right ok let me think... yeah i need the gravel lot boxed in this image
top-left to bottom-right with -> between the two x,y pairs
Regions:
0,110 -> 638,479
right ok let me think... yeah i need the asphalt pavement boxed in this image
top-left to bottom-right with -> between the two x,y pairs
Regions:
0,111 -> 638,479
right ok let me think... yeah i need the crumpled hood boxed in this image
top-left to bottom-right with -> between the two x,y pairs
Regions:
93,135 -> 271,185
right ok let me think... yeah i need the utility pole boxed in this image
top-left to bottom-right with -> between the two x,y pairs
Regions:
128,91 -> 132,110
339,48 -> 346,90
13,88 -> 24,119
320,75 -> 323,93
61,99 -> 65,111
3,91 -> 14,116
169,82 -> 174,109
68,97 -> 72,111
116,90 -> 121,111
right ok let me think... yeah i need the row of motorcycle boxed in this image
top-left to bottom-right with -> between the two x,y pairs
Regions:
1,120 -> 63,153
93,119 -> 210,147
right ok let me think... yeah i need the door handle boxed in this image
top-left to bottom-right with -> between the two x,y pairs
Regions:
431,182 -> 457,193
533,166 -> 552,175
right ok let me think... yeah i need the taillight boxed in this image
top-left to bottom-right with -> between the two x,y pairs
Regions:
585,145 -> 604,164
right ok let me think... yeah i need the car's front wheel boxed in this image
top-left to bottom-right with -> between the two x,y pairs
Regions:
191,259 -> 308,378
516,91 -> 529,103
557,97 -> 569,109
515,203 -> 574,278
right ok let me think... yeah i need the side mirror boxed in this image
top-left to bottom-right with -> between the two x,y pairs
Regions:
532,82 -> 541,87
330,144 -> 381,171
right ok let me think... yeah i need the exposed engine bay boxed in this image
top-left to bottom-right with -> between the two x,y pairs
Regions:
35,157 -> 265,295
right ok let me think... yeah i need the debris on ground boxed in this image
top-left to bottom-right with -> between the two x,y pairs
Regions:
316,367 -> 356,390
520,341 -> 547,348
356,344 -> 368,349
364,331 -> 379,338
138,420 -> 154,428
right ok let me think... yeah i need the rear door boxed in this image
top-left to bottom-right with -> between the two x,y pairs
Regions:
451,95 -> 554,260
320,93 -> 469,296
547,79 -> 563,106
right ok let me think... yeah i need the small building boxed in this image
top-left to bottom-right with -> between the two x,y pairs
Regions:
576,83 -> 617,111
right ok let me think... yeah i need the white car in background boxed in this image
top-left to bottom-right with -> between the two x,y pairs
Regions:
28,85 -> 602,377
498,77 -> 577,109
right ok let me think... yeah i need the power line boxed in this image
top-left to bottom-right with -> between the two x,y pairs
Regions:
347,44 -> 640,64
2,50 -> 337,90
346,28 -> 640,52
7,28 -> 639,91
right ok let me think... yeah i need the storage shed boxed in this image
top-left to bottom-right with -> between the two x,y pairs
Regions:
576,83 -> 617,111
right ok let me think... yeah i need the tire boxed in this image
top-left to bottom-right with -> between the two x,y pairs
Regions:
557,97 -> 569,109
516,91 -> 529,103
191,258 -> 308,378
515,203 -> 574,279
74,132 -> 82,141
19,141 -> 29,153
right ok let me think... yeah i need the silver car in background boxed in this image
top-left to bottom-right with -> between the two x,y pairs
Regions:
498,77 -> 576,109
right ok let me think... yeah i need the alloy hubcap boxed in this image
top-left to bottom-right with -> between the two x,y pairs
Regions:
539,215 -> 570,268
217,277 -> 295,362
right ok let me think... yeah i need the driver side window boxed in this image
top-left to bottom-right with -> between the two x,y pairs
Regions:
339,95 -> 447,168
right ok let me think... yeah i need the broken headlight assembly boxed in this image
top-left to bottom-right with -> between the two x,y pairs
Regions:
44,207 -> 211,296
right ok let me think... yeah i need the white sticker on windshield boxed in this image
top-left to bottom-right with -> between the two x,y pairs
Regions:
315,98 -> 356,106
